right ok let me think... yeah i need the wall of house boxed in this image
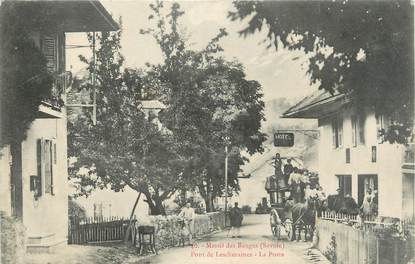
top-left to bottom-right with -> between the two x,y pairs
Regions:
318,106 -> 404,218
0,146 -> 12,215
21,116 -> 68,242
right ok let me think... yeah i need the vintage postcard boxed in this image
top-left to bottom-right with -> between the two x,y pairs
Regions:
0,0 -> 414,263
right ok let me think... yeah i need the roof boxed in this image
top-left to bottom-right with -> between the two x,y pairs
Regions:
282,89 -> 349,119
2,1 -> 119,32
139,100 -> 167,110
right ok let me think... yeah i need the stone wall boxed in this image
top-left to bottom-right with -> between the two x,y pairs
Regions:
0,213 -> 26,264
146,212 -> 226,249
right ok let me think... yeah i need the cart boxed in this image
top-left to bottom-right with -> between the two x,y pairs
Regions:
266,175 -> 292,240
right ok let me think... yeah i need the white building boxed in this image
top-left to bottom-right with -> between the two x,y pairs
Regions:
283,89 -> 414,219
0,1 -> 118,252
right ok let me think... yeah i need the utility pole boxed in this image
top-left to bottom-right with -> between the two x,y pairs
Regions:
92,32 -> 97,125
224,144 -> 228,227
66,31 -> 97,125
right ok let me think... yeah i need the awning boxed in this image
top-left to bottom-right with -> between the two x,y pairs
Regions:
282,89 -> 349,119
2,1 -> 119,32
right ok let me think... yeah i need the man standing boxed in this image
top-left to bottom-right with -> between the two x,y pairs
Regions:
179,202 -> 195,243
283,158 -> 294,185
273,153 -> 287,189
229,202 -> 243,238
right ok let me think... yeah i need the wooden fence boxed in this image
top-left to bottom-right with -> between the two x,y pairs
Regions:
317,218 -> 378,264
320,211 -> 415,234
68,216 -> 136,244
317,212 -> 414,264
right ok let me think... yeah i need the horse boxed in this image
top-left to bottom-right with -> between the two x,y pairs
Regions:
326,194 -> 359,215
290,197 -> 318,242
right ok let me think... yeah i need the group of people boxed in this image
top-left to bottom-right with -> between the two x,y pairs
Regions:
360,188 -> 378,217
266,153 -> 324,204
326,187 -> 378,217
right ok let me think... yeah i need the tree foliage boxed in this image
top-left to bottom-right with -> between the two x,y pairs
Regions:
229,0 -> 414,144
69,1 -> 267,214
143,1 -> 267,211
68,30 -> 183,215
0,2 -> 53,148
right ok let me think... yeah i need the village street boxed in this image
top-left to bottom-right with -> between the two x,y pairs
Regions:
136,214 -> 329,264
1,1 -> 414,264
25,214 -> 329,264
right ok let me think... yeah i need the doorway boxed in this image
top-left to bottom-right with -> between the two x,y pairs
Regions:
358,174 -> 378,207
402,173 -> 415,220
10,142 -> 23,219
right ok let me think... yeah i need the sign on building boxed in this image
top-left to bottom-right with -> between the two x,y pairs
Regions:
274,132 -> 294,147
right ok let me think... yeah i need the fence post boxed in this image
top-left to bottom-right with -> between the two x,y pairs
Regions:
376,238 -> 379,264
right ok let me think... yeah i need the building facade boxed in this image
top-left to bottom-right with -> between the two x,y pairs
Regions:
283,90 -> 415,219
0,1 -> 118,252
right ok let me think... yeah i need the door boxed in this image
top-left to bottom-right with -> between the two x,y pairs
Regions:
358,174 -> 378,206
402,173 -> 415,220
337,175 -> 352,197
10,142 -> 23,219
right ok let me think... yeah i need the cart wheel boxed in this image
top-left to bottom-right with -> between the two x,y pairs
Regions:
285,224 -> 292,241
271,226 -> 279,239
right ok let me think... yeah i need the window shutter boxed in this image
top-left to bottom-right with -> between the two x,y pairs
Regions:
42,35 -> 57,73
338,118 -> 343,147
351,116 -> 357,147
358,176 -> 364,206
36,139 -> 43,196
53,143 -> 57,165
358,115 -> 365,145
44,140 -> 53,194
345,176 -> 352,196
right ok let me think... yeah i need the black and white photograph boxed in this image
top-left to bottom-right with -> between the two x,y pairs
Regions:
0,0 -> 414,263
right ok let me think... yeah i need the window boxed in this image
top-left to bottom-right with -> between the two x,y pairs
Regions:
371,146 -> 377,163
351,115 -> 357,147
332,116 -> 343,148
376,112 -> 388,142
346,148 -> 351,163
36,139 -> 56,195
337,175 -> 352,197
41,35 -> 57,73
358,115 -> 365,145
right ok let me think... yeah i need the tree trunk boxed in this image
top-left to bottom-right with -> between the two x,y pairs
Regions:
143,190 -> 165,215
198,183 -> 211,212
124,192 -> 141,244
154,197 -> 166,215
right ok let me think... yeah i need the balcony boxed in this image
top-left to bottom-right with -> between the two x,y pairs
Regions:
38,71 -> 72,118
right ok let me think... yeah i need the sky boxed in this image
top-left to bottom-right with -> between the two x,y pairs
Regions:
67,1 -> 319,213
66,0 -> 318,102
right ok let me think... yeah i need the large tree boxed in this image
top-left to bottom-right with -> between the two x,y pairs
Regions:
229,0 -> 414,144
68,30 -> 184,215
142,1 -> 267,211
0,2 -> 53,149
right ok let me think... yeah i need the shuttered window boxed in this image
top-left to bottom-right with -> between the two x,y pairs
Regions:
41,35 -> 57,73
332,116 -> 343,148
351,115 -> 357,147
36,138 -> 55,195
36,139 -> 43,197
44,140 -> 53,194
358,115 -> 365,145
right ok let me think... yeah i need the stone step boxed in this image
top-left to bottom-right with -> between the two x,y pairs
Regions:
26,233 -> 67,254
27,233 -> 55,245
